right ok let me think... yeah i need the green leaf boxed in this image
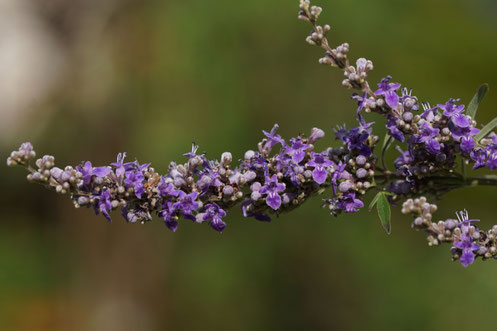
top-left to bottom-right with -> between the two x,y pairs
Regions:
381,133 -> 394,170
474,116 -> 497,142
368,192 -> 382,211
382,132 -> 393,151
467,84 -> 488,120
376,193 -> 391,234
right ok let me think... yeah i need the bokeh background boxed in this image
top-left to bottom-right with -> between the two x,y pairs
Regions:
2,0 -> 497,330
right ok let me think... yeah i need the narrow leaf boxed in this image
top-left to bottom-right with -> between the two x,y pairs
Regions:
467,83 -> 488,119
376,192 -> 391,234
368,191 -> 382,211
382,132 -> 393,151
474,117 -> 497,142
381,133 -> 393,170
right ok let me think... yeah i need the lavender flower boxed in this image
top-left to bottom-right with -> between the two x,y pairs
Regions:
374,76 -> 401,109
76,161 -> 111,186
285,138 -> 310,163
306,152 -> 334,184
259,175 -> 286,210
454,234 -> 480,267
202,203 -> 227,233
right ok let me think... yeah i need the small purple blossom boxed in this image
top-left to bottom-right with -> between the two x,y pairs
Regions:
306,151 -> 334,184
259,175 -> 286,210
487,153 -> 497,170
262,124 -> 285,154
173,191 -> 200,220
285,138 -> 310,163
202,203 -> 227,233
184,143 -> 200,159
95,189 -> 112,222
124,169 -> 145,198
158,200 -> 178,232
454,233 -> 480,267
460,136 -> 475,154
76,161 -> 111,186
336,191 -> 364,213
374,76 -> 401,109
438,98 -> 464,118
417,122 -> 440,154
386,115 -> 404,142
111,153 -> 133,178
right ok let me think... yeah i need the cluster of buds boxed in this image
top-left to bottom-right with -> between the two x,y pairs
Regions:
298,0 -> 322,23
6,142 -> 36,166
343,58 -> 374,90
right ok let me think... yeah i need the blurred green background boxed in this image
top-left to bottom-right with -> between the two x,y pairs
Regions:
2,0 -> 497,330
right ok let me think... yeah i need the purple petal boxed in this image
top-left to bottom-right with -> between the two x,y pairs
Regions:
93,166 -> 111,177
165,219 -> 178,232
266,192 -> 281,210
292,150 -> 305,163
385,91 -> 399,109
460,250 -> 475,267
460,137 -> 475,154
312,167 -> 327,184
210,217 -> 226,233
452,114 -> 470,128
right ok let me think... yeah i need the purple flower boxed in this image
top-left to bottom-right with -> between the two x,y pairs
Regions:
471,148 -> 487,170
417,122 -> 440,154
438,98 -> 464,118
202,203 -> 227,233
198,167 -> 223,191
158,177 -> 178,197
352,93 -> 375,123
262,124 -> 285,154
111,153 -> 133,178
285,138 -> 310,163
450,126 -> 479,142
259,175 -> 286,210
306,152 -> 334,184
76,161 -> 111,186
173,191 -> 199,220
184,143 -> 200,159
453,233 -> 480,267
456,210 -> 479,234
158,200 -> 178,232
336,191 -> 364,213
241,200 -> 271,222
386,115 -> 404,142
95,189 -> 112,222
333,124 -> 348,141
487,152 -> 497,170
374,76 -> 401,109
452,114 -> 471,128
460,136 -> 475,154
341,126 -> 372,157
124,169 -> 145,198
438,99 -> 470,129
420,103 -> 437,122
284,164 -> 302,186
122,207 -> 151,223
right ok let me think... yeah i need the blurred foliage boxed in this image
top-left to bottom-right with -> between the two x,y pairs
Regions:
2,0 -> 497,330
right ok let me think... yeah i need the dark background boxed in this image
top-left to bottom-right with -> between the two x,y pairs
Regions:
2,0 -> 497,330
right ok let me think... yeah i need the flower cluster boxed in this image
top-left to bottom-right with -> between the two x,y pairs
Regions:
7,117 -> 378,233
7,0 -> 497,267
402,199 -> 497,267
